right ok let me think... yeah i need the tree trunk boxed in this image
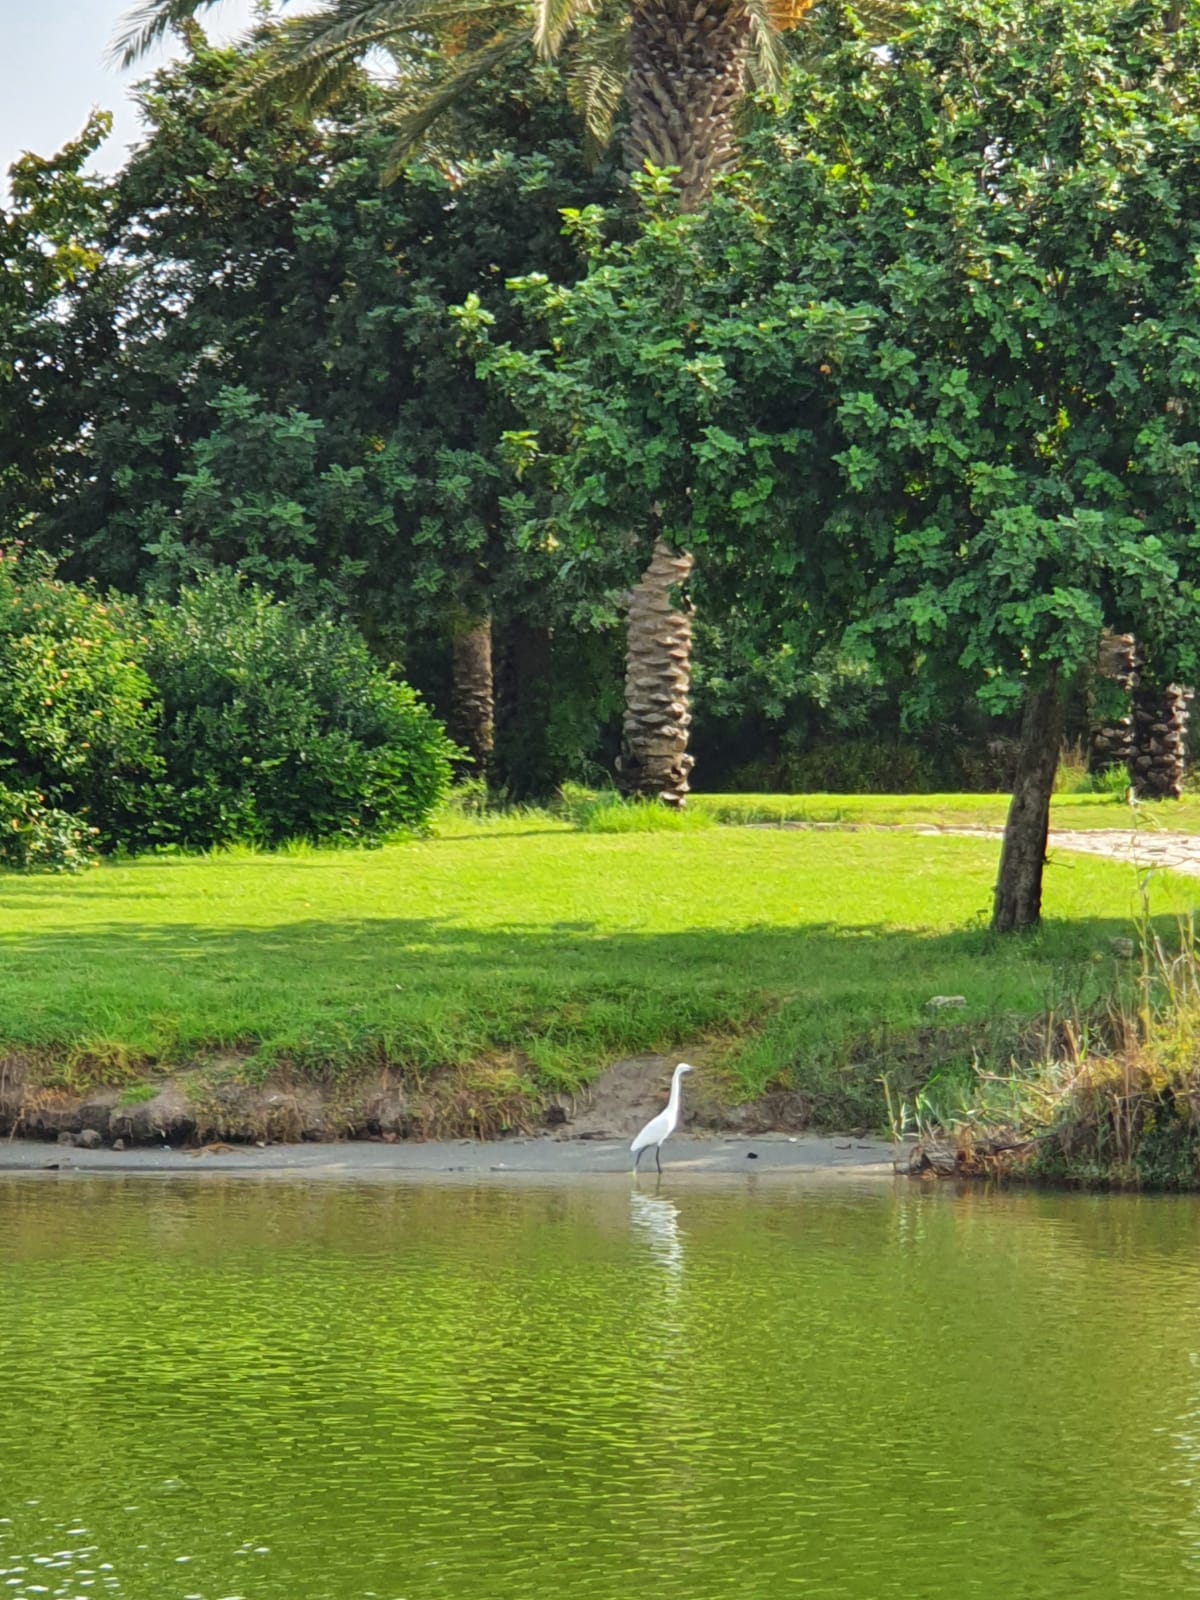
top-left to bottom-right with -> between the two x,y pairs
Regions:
1131,683 -> 1192,799
625,0 -> 752,210
449,615 -> 494,780
992,678 -> 1066,934
617,538 -> 694,807
493,619 -> 554,801
618,4 -> 753,801
1087,630 -> 1137,777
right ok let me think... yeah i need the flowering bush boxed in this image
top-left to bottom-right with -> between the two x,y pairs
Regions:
0,784 -> 98,872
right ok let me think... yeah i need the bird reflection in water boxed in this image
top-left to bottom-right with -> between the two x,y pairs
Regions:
630,1188 -> 685,1280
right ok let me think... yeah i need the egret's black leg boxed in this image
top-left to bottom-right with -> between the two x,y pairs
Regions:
655,1145 -> 662,1176
633,1147 -> 643,1173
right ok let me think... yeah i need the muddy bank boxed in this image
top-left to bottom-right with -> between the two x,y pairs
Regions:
0,1051 -> 826,1151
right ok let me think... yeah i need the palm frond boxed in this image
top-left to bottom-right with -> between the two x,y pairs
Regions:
267,0 -> 519,52
203,0 -> 528,125
111,0 -> 225,68
745,0 -> 792,87
848,0 -> 911,40
379,26 -> 533,176
277,0 -> 426,50
215,14 -> 399,115
562,19 -> 627,149
532,0 -> 588,59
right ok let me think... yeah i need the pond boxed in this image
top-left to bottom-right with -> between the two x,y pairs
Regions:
2,1173 -> 1199,1599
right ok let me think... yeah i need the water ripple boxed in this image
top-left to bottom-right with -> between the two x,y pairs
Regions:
3,1178 -> 1200,1598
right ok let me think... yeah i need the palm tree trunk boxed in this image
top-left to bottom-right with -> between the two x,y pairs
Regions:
618,0 -> 751,801
992,676 -> 1066,934
1131,683 -> 1192,799
626,0 -> 752,210
450,614 -> 494,780
617,538 -> 694,806
1088,630 -> 1137,777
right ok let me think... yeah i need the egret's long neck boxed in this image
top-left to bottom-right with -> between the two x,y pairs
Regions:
667,1070 -> 686,1118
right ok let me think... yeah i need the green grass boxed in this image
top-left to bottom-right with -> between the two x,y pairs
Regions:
561,786 -> 715,833
689,790 -> 1200,832
2,808 -> 1199,1127
117,1081 -> 159,1107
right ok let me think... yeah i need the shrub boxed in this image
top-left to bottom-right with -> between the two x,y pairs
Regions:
143,576 -> 455,847
782,739 -> 939,795
0,547 -> 161,846
0,785 -> 98,873
953,737 -> 1020,793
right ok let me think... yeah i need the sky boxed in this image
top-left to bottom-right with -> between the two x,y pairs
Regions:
1,0 -> 263,187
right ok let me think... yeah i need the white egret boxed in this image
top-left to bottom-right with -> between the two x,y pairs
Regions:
631,1063 -> 693,1175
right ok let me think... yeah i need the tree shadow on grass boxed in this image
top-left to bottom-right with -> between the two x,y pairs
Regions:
0,910 -> 1164,1035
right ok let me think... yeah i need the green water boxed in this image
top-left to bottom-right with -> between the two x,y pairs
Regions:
3,1175 -> 1200,1599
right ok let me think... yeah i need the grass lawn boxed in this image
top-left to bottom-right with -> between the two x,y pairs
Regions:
689,790 -> 1200,832
3,807 -> 1198,1127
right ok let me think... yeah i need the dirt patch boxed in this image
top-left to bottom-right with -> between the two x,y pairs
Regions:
564,1054 -> 692,1140
3,1071 -> 336,1147
759,818 -> 1200,880
535,1050 -> 813,1140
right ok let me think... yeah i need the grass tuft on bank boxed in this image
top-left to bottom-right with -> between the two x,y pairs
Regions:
918,914 -> 1200,1190
1,807 -> 1197,1129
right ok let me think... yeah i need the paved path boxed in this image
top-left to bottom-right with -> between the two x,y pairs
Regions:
768,818 -> 1200,878
1047,829 -> 1200,877
916,825 -> 1200,879
0,1133 -> 899,1181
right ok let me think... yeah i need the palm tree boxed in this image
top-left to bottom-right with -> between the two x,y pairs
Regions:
449,612 -> 495,778
116,0 -> 807,195
1131,683 -> 1193,799
117,0 -> 815,805
1087,629 -> 1136,779
1088,632 -> 1192,799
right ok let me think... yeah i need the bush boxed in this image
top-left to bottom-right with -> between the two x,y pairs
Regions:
781,739 -> 939,795
0,785 -> 98,873
0,547 -> 161,846
143,576 -> 455,847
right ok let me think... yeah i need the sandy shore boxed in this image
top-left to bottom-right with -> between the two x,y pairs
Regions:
0,1132 -> 900,1180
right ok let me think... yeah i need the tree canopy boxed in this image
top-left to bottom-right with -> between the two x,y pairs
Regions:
3,37 -> 614,656
0,113 -> 113,536
469,0 -> 1200,920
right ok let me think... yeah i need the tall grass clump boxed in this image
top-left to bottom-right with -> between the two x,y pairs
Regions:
935,909 -> 1200,1189
559,784 -> 715,833
1024,919 -> 1200,1187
